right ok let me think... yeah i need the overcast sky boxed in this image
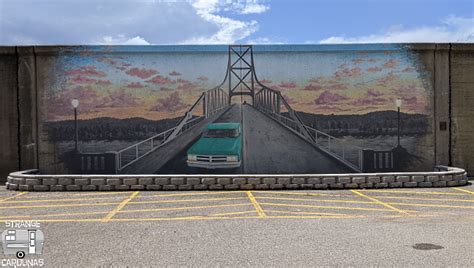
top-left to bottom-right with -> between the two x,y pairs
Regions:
0,0 -> 472,45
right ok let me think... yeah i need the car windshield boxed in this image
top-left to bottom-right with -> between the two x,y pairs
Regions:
203,129 -> 239,138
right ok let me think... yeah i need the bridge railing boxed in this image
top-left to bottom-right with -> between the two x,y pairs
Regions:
115,87 -> 230,172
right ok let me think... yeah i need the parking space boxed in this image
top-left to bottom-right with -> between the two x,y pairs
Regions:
0,185 -> 473,223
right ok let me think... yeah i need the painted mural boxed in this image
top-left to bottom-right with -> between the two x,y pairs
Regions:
40,44 -> 433,175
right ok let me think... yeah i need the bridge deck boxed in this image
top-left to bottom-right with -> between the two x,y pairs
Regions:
157,104 -> 351,174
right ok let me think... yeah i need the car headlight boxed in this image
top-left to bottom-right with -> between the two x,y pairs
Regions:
227,155 -> 238,162
188,155 -> 197,161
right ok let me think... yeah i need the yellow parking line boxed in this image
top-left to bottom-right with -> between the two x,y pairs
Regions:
0,192 -> 27,202
102,191 -> 139,222
0,196 -> 139,204
264,210 -> 350,216
371,195 -> 474,203
359,189 -> 469,196
259,202 -> 416,213
252,191 -> 345,197
453,188 -> 474,195
246,191 -> 266,218
351,190 -> 410,215
387,202 -> 474,209
0,203 -> 253,220
154,191 -> 245,197
208,211 -> 257,217
0,197 -> 248,210
256,196 -> 375,205
267,215 -> 364,219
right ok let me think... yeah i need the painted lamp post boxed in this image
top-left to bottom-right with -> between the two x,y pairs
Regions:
395,98 -> 402,147
71,99 -> 80,152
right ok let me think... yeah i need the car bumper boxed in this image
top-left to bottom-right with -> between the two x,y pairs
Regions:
187,160 -> 241,169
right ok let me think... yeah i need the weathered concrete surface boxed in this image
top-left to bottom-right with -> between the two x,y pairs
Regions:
451,44 -> 474,175
0,47 -> 19,183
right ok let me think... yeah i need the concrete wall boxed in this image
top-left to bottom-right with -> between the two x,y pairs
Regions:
0,44 -> 473,182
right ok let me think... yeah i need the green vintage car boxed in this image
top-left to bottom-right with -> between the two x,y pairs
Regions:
187,123 -> 242,169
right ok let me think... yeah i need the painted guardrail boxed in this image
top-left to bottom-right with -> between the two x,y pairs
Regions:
5,166 -> 468,191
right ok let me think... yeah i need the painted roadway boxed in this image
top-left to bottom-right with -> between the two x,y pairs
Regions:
0,185 -> 473,266
158,104 -> 349,174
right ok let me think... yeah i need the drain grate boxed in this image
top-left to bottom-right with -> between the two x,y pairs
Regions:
412,243 -> 444,250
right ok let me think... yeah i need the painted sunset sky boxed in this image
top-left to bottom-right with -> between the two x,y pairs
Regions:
45,45 -> 430,121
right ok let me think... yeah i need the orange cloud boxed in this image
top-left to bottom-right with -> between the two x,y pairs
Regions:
314,91 -> 349,105
366,66 -> 383,73
146,75 -> 175,85
126,82 -> 145,89
383,59 -> 398,69
126,68 -> 158,79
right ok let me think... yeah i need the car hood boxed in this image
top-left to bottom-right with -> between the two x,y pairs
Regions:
187,137 -> 241,156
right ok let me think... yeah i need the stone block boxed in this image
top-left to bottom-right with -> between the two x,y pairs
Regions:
307,177 -> 321,184
277,178 -> 291,185
42,178 -> 57,185
344,183 -> 359,189
322,177 -> 336,184
209,184 -> 224,190
25,179 -> 40,185
178,184 -> 193,190
381,176 -> 395,183
82,185 -> 97,191
114,185 -> 130,191
193,184 -> 208,190
247,178 -> 261,185
329,183 -> 344,189
98,185 -> 113,191
314,184 -> 329,190
441,175 -> 453,181
186,178 -> 201,185
411,176 -> 425,182
162,185 -> 177,190
146,185 -> 162,190
454,174 -> 464,181
107,178 -> 121,186
292,177 -> 306,184
240,184 -> 254,190
255,184 -> 269,190
458,180 -> 468,185
367,176 -> 381,183
269,184 -> 284,190
19,185 -> 34,191
90,178 -> 106,186
301,184 -> 314,190
359,183 -> 374,189
224,184 -> 240,190
170,178 -> 185,185
447,181 -> 459,187
338,177 -> 351,184
396,176 -> 410,183
217,178 -> 232,185
426,175 -> 440,182
130,185 -> 145,190
285,184 -> 299,190
403,182 -> 418,188
58,178 -> 74,185
418,182 -> 433,188
202,178 -> 216,185
262,178 -> 276,185
50,185 -> 65,191
389,182 -> 403,188
233,178 -> 247,185
66,185 -> 81,191
432,181 -> 447,187
138,178 -> 154,185
75,178 -> 89,185
12,178 -> 25,185
33,185 -> 50,191
155,178 -> 169,185
352,177 -> 366,184
123,178 -> 137,185
374,183 -> 388,188
7,183 -> 18,190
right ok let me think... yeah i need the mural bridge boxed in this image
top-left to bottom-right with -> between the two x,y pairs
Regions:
77,45 -> 396,174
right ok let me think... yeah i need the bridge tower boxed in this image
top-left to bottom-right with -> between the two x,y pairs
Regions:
227,45 -> 256,105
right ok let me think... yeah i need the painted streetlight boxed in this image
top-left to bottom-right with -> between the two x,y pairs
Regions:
395,99 -> 402,147
71,99 -> 80,152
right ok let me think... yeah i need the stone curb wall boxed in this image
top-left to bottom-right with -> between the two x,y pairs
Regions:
5,166 -> 469,191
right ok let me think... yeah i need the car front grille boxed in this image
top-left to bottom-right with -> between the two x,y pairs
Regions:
196,155 -> 227,163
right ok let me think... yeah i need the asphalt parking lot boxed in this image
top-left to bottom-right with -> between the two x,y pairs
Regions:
0,184 -> 473,266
